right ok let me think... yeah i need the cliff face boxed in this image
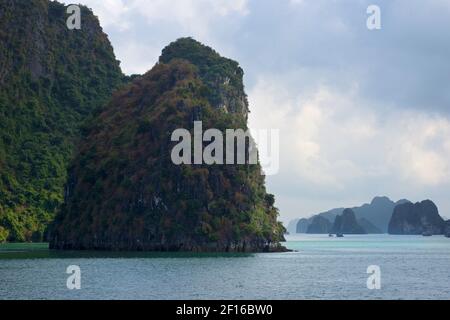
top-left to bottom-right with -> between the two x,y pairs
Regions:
354,197 -> 409,233
50,38 -> 285,252
306,216 -> 332,234
159,38 -> 249,119
296,218 -> 309,233
0,0 -> 124,242
297,208 -> 341,234
445,221 -> 450,238
331,209 -> 367,235
358,218 -> 382,234
388,200 -> 445,235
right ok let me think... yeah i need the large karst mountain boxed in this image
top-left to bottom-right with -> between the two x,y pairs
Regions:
0,0 -> 125,242
49,38 -> 286,252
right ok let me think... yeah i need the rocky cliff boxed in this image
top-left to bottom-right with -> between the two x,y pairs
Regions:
296,218 -> 310,233
354,196 -> 409,233
358,217 -> 382,234
0,0 -> 125,242
388,200 -> 445,235
306,215 -> 332,234
49,38 -> 286,252
330,208 -> 367,235
445,221 -> 450,238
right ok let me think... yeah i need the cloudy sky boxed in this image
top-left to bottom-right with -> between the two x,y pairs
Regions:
67,0 -> 450,223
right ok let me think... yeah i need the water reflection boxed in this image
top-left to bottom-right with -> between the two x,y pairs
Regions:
0,243 -> 254,260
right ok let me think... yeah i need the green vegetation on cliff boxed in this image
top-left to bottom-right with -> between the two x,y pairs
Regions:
50,38 -> 285,252
159,38 -> 249,118
0,0 -> 125,242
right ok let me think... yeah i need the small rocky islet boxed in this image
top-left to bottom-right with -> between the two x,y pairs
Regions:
388,200 -> 447,236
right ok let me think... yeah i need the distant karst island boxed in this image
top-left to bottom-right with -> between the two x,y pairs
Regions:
288,197 -> 450,237
388,200 -> 447,236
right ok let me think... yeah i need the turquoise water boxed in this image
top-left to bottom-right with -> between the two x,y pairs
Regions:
1,234 -> 449,300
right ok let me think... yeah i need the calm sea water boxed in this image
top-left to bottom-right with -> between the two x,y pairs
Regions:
1,234 -> 449,300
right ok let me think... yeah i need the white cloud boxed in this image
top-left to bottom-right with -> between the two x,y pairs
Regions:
249,75 -> 450,196
70,0 -> 249,74
249,80 -> 375,188
127,0 -> 248,37
387,114 -> 450,186
74,0 -> 131,30
76,0 -> 248,35
114,41 -> 160,75
289,0 -> 305,5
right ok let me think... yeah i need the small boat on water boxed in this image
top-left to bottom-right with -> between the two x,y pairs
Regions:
336,233 -> 344,238
422,231 -> 432,237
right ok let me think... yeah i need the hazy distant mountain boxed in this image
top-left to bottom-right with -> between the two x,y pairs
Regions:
318,208 -> 344,223
295,208 -> 343,234
307,216 -> 333,234
330,209 -> 366,235
296,218 -> 310,233
295,196 -> 411,234
358,218 -> 382,234
352,197 -> 410,233
286,219 -> 300,234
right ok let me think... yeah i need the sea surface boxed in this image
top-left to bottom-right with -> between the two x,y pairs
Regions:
1,234 -> 449,300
